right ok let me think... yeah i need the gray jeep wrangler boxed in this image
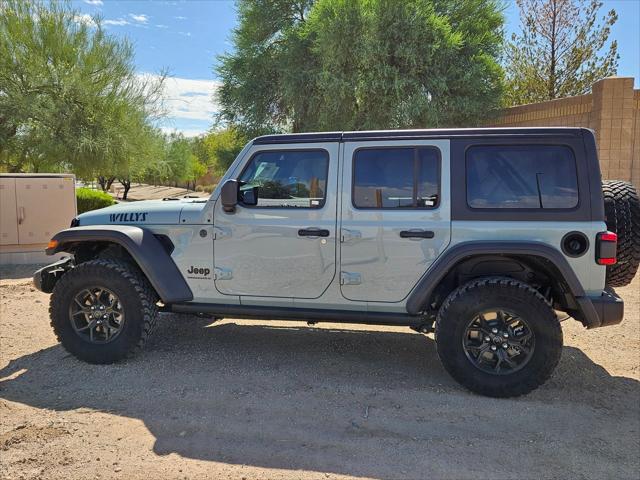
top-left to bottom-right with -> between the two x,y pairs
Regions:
34,127 -> 640,397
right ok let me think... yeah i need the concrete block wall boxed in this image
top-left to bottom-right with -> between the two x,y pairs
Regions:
488,77 -> 638,187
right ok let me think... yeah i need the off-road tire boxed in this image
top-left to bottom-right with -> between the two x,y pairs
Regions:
49,259 -> 158,364
435,277 -> 562,398
602,180 -> 640,287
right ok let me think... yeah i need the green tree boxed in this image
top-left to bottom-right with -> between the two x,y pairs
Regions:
216,1 -> 313,135
203,128 -> 247,176
190,135 -> 212,171
115,126 -> 166,199
160,133 -> 207,190
0,0 -> 165,177
505,0 -> 618,105
216,0 -> 505,134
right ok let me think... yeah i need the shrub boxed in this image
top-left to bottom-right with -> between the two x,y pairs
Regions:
76,187 -> 115,214
203,184 -> 217,193
195,185 -> 204,192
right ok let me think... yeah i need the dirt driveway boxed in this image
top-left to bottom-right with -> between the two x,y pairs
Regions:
1,266 -> 639,480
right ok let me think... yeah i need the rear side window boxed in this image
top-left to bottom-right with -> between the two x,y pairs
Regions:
353,147 -> 440,209
238,149 -> 329,208
466,145 -> 579,209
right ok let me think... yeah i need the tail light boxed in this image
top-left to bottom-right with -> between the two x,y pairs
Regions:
596,231 -> 617,265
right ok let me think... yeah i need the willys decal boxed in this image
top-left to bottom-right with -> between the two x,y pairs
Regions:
109,212 -> 148,222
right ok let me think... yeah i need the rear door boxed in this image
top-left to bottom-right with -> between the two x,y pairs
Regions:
339,140 -> 451,303
213,143 -> 339,299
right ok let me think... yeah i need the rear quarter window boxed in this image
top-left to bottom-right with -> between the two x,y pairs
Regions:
466,145 -> 579,209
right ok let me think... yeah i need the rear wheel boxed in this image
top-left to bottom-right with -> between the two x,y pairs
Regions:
602,180 -> 640,287
49,259 -> 158,364
435,277 -> 562,397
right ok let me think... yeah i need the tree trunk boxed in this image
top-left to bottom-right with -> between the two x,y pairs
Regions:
548,0 -> 558,100
119,178 -> 132,200
97,175 -> 116,192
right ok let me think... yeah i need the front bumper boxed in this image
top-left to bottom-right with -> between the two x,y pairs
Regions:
33,257 -> 74,293
576,287 -> 624,329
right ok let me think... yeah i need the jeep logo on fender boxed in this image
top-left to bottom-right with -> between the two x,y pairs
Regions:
186,266 -> 211,278
109,212 -> 148,222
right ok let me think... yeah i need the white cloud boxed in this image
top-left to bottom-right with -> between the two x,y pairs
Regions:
74,13 -> 97,27
155,24 -> 169,29
140,74 -> 220,123
129,13 -> 149,23
174,15 -> 187,20
104,18 -> 129,26
178,31 -> 191,37
84,0 -> 103,5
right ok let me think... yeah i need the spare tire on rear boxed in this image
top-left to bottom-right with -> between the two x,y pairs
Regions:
602,180 -> 640,287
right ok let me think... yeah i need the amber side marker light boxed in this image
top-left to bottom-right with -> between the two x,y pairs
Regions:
47,239 -> 59,250
596,231 -> 617,265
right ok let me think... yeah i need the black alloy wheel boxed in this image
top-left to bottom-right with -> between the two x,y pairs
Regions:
69,287 -> 125,344
462,309 -> 535,376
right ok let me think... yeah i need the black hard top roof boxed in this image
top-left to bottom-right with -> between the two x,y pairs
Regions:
252,127 -> 589,145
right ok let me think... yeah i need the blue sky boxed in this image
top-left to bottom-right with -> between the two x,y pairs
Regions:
73,0 -> 640,137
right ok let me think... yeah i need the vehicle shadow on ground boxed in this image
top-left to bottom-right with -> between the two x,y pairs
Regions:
0,264 -> 46,281
1,314 -> 639,479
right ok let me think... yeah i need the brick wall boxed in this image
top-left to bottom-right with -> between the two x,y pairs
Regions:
487,77 -> 639,187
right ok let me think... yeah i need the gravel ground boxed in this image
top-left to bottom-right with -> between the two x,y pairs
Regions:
0,266 -> 638,480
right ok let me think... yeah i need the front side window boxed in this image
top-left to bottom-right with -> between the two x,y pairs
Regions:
353,147 -> 440,209
238,149 -> 329,208
466,145 -> 579,209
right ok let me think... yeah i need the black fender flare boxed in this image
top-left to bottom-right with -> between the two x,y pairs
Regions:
46,225 -> 193,303
406,241 -> 586,315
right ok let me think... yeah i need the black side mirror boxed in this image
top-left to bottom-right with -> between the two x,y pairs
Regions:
240,185 -> 259,206
220,179 -> 239,213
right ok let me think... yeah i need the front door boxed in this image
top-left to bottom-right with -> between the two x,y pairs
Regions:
339,140 -> 451,303
213,143 -> 338,298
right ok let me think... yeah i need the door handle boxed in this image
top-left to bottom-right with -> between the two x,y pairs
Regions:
399,229 -> 434,239
298,228 -> 330,237
18,206 -> 25,225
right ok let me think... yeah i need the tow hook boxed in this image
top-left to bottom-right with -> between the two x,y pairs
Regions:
33,257 -> 74,293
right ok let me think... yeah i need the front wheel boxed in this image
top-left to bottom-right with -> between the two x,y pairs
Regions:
49,259 -> 159,364
435,277 -> 562,397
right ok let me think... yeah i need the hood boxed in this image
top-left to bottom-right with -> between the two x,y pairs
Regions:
77,198 -> 207,226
